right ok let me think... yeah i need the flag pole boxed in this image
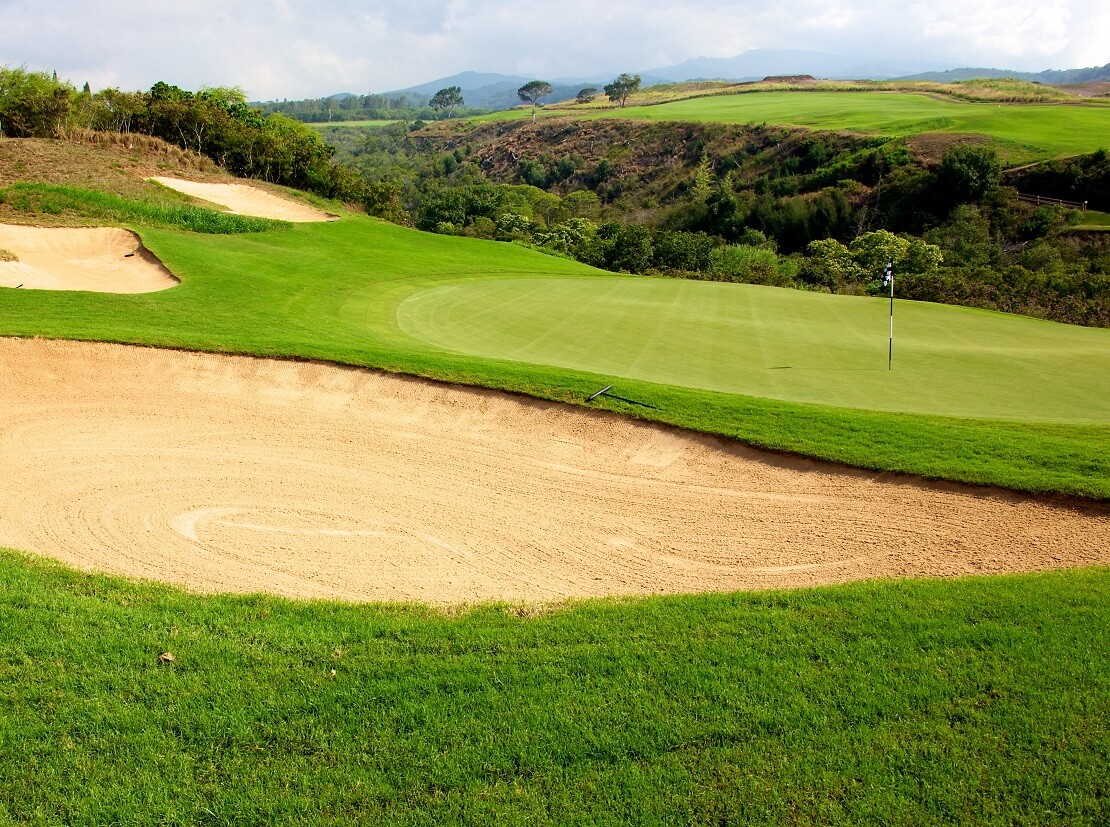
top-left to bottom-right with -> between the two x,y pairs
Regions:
885,260 -> 894,371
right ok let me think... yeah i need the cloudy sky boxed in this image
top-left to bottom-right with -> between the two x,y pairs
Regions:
2,0 -> 1107,99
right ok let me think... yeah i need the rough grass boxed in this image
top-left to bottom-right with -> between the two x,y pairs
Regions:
0,183 -> 286,233
1075,209 -> 1110,230
510,88 -> 1110,163
0,247 -> 17,262
550,78 -> 1087,111
2,214 -> 1108,498
599,93 -> 1110,162
1,549 -> 1107,825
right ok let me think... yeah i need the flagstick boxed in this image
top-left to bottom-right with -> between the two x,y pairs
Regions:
886,260 -> 894,371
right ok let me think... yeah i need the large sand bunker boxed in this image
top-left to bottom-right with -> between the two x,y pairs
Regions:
0,225 -> 177,293
149,177 -> 335,222
2,337 -> 1107,604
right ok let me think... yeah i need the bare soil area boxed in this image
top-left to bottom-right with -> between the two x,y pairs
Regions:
2,338 -> 1107,604
149,177 -> 336,222
0,224 -> 177,292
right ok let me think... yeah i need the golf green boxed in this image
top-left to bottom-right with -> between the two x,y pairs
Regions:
396,277 -> 1110,422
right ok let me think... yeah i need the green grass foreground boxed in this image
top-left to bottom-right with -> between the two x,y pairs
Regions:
1,214 -> 1108,498
1,550 -> 1107,825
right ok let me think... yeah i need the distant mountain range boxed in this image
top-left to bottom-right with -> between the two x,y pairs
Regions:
369,51 -> 1110,111
383,71 -> 609,111
895,64 -> 1110,84
640,49 -> 930,83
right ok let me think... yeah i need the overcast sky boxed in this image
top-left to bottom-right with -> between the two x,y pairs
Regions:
2,0 -> 1107,99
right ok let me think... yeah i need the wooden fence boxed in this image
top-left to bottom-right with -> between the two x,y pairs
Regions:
1017,192 -> 1089,210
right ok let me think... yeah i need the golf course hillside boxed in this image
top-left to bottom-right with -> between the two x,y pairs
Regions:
1,177 -> 1108,497
581,91 -> 1110,162
1,57 -> 1109,824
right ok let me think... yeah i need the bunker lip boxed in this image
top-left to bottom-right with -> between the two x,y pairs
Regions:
2,337 -> 1107,606
149,176 -> 337,222
0,224 -> 178,293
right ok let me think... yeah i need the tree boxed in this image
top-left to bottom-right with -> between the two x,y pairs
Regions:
576,87 -> 598,105
0,67 -> 75,137
517,80 -> 552,123
429,86 -> 463,119
936,144 -> 1001,207
604,73 -> 641,108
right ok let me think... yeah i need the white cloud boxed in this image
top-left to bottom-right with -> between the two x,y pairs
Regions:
0,0 -> 1105,98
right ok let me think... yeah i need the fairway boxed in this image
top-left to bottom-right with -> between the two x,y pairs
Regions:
3,215 -> 1109,496
397,277 -> 1110,422
594,92 -> 1110,159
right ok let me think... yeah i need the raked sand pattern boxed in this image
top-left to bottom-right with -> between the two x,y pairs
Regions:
0,224 -> 178,293
2,337 -> 1107,604
149,177 -> 336,222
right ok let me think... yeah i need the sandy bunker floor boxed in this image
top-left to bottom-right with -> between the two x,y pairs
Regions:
0,224 -> 177,293
2,337 -> 1107,604
150,177 -> 335,222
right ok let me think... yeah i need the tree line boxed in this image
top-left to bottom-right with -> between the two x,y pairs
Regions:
0,66 -> 405,220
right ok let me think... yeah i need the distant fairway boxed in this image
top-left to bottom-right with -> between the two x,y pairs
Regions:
397,277 -> 1110,423
591,92 -> 1110,159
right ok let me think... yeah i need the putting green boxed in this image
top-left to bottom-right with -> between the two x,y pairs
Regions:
397,277 -> 1110,423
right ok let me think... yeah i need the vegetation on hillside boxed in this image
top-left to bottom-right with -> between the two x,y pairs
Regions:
3,64 -> 1109,325
254,89 -> 488,123
0,67 -> 406,221
321,117 -> 1110,327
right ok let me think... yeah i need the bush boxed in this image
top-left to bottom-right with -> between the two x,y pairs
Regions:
653,231 -> 714,273
712,245 -> 793,286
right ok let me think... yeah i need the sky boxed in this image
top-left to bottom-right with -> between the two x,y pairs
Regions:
1,0 -> 1107,100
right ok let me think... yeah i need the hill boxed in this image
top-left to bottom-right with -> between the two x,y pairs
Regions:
643,48 -> 927,82
385,70 -> 610,111
899,62 -> 1110,84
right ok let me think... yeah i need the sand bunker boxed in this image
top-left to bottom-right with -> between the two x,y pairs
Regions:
0,225 -> 177,293
150,177 -> 335,222
2,337 -> 1107,604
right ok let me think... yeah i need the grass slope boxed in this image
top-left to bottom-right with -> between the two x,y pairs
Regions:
1,550 -> 1107,825
2,215 -> 1108,498
506,91 -> 1110,162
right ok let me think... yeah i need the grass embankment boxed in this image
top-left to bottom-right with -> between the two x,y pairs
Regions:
1,212 -> 1108,497
1075,209 -> 1110,231
497,91 -> 1110,163
0,183 -> 284,233
1,549 -> 1107,825
604,93 -> 1110,162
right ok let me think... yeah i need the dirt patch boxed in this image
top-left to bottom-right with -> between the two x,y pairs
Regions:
4,338 -> 1108,604
0,225 -> 177,292
149,177 -> 336,222
904,132 -> 992,165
